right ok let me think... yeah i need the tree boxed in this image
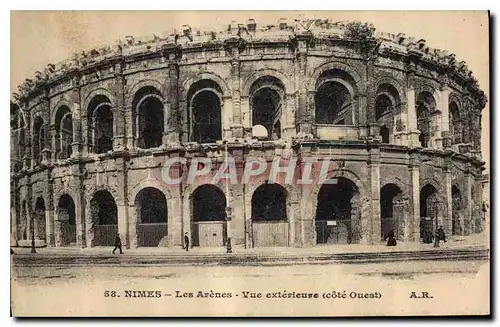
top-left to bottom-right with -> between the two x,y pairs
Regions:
344,21 -> 377,58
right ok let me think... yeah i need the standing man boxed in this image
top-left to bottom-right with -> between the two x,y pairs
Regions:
113,233 -> 123,254
437,226 -> 447,243
184,232 -> 190,252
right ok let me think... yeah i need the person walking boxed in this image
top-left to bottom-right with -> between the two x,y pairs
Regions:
112,233 -> 123,254
184,232 -> 190,252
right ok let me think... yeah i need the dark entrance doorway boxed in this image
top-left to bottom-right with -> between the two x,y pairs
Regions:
420,184 -> 439,242
90,190 -> 118,246
380,184 -> 403,240
57,194 -> 76,246
315,178 -> 360,244
191,185 -> 227,247
251,183 -> 288,247
135,187 -> 168,247
452,185 -> 462,235
34,197 -> 46,242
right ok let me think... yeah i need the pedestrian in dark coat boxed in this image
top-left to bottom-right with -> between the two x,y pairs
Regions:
437,226 -> 447,243
386,229 -> 397,247
184,232 -> 190,252
112,233 -> 123,254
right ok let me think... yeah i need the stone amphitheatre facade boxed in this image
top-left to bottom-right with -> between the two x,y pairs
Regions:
10,18 -> 487,249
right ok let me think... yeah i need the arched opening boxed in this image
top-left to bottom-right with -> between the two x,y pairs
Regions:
16,128 -> 25,171
251,183 -> 289,247
34,197 -> 46,242
11,103 -> 25,171
449,102 -> 462,145
375,83 -> 401,144
55,106 -> 73,160
375,94 -> 393,121
135,187 -> 168,247
416,91 -> 436,148
33,117 -> 46,165
10,102 -> 24,130
191,184 -> 227,247
250,76 -> 285,140
57,194 -> 76,246
132,87 -> 164,149
380,184 -> 403,240
420,184 -> 439,243
89,190 -> 118,246
88,95 -> 113,154
315,81 -> 353,125
452,185 -> 462,235
379,125 -> 390,143
188,80 -> 223,144
315,177 -> 360,244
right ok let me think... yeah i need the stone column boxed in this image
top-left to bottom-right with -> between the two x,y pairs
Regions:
10,184 -> 18,246
39,95 -> 52,166
26,183 -> 33,244
49,124 -> 58,162
406,70 -> 421,147
70,77 -> 83,157
464,168 -> 473,235
22,102 -> 32,170
229,47 -> 244,138
71,165 -> 86,247
296,35 -> 312,135
394,198 -> 410,241
409,152 -> 421,241
181,185 -> 192,247
243,182 -> 253,248
230,183 -> 245,246
470,108 -> 482,160
115,157 -> 130,248
112,74 -> 126,151
168,190 -> 183,247
443,159 -> 453,236
164,48 -> 181,145
368,146 -> 381,244
440,85 -> 452,149
124,104 -> 136,149
365,59 -> 377,138
45,174 -> 55,246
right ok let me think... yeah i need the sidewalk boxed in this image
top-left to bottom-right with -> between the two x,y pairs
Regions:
12,233 -> 489,257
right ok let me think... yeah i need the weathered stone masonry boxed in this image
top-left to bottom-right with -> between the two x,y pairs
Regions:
10,19 -> 487,249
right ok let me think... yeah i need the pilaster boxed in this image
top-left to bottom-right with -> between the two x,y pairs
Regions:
115,156 -> 130,248
164,47 -> 181,145
368,144 -> 381,244
443,157 -> 453,236
70,77 -> 83,157
406,69 -> 421,147
464,167 -> 474,235
409,151 -> 421,241
295,35 -> 312,134
229,47 -> 244,138
112,72 -> 126,151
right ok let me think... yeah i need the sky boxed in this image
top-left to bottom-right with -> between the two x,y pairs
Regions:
10,11 -> 490,172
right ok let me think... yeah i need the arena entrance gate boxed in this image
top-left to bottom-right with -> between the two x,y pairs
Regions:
315,178 -> 360,245
89,190 -> 118,247
135,187 -> 168,247
191,185 -> 227,247
380,184 -> 404,241
57,194 -> 77,246
251,183 -> 289,247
